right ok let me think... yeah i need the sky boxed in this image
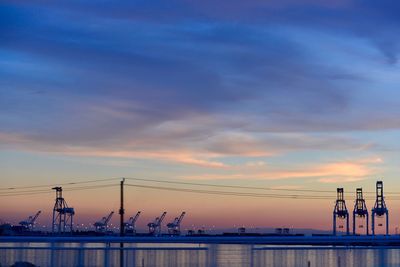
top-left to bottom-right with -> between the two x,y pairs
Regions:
1,0 -> 400,233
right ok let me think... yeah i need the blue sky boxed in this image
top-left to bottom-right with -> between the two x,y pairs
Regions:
1,0 -> 400,230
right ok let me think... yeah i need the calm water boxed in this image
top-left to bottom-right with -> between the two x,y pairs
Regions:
1,243 -> 400,267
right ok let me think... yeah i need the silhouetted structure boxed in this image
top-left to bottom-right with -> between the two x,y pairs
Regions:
167,212 -> 186,235
124,211 -> 141,234
19,211 -> 41,231
94,211 -> 114,232
52,187 -> 75,234
372,181 -> 389,235
148,212 -> 167,236
333,188 -> 349,235
353,188 -> 368,235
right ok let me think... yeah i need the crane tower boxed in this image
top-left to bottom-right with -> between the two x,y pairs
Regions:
148,212 -> 167,236
124,211 -> 141,234
52,187 -> 75,234
19,211 -> 41,231
372,181 -> 389,235
94,211 -> 114,232
167,212 -> 186,235
353,188 -> 368,235
333,188 -> 349,235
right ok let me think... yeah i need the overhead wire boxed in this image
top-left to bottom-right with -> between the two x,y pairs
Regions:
125,183 -> 400,200
2,176 -> 399,195
0,184 -> 118,197
125,177 -> 334,193
0,177 -> 120,191
1,176 -> 400,200
125,183 -> 330,199
125,177 -> 400,195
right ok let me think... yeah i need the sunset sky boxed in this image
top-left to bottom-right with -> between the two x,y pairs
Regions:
1,0 -> 400,233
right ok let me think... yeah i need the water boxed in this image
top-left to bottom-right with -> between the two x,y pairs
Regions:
1,243 -> 400,267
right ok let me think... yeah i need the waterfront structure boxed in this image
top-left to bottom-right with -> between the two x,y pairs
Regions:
353,188 -> 368,235
52,187 -> 75,234
372,181 -> 389,235
333,188 -> 349,235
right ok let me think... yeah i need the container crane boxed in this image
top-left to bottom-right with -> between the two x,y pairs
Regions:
94,211 -> 114,232
52,187 -> 75,234
333,188 -> 349,235
353,188 -> 368,235
19,211 -> 41,231
167,212 -> 186,235
124,211 -> 141,234
148,212 -> 167,236
372,181 -> 389,235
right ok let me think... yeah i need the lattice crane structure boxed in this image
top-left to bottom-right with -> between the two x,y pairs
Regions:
124,211 -> 141,234
167,212 -> 186,235
19,211 -> 41,231
372,181 -> 389,235
52,187 -> 75,234
353,188 -> 368,235
148,212 -> 167,236
94,211 -> 114,232
333,188 -> 349,235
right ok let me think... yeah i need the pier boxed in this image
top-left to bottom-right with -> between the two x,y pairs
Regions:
2,235 -> 400,246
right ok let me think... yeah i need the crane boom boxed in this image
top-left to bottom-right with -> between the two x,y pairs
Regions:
124,211 -> 141,234
158,212 -> 167,224
132,211 -> 141,224
167,212 -> 186,235
148,211 -> 167,236
31,211 -> 42,223
177,212 -> 186,224
94,211 -> 114,232
104,211 -> 114,224
19,210 -> 42,231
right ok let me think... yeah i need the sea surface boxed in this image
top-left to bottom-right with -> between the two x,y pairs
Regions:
1,242 -> 399,267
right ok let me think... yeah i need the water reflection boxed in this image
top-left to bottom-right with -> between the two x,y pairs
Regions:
2,243 -> 400,267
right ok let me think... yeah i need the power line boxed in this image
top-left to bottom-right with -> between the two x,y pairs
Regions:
0,190 -> 53,197
125,177 -> 333,192
126,183 -> 394,200
0,177 -> 120,191
0,184 -> 118,197
125,177 -> 400,195
125,183 -> 327,199
1,177 -> 399,200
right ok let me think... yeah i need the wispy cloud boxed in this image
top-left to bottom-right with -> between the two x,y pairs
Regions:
182,157 -> 382,182
0,0 -> 397,183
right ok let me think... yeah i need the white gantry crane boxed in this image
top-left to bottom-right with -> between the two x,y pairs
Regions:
124,211 -> 141,234
167,212 -> 186,235
94,211 -> 114,232
19,211 -> 41,231
148,212 -> 167,236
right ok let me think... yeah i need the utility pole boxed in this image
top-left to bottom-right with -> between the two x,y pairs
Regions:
119,178 -> 125,267
120,178 -> 125,237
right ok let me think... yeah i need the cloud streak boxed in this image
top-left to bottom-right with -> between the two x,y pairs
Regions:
183,157 -> 382,183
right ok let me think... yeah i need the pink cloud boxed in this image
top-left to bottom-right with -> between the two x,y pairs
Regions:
182,157 -> 382,182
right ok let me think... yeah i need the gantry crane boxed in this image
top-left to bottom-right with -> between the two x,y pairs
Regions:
19,211 -> 41,231
353,188 -> 368,235
124,211 -> 141,234
94,211 -> 114,232
333,188 -> 349,235
372,181 -> 389,235
167,212 -> 186,235
148,212 -> 167,236
52,187 -> 75,234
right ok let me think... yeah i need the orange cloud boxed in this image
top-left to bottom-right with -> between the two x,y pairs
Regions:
182,157 -> 382,182
52,147 -> 229,168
